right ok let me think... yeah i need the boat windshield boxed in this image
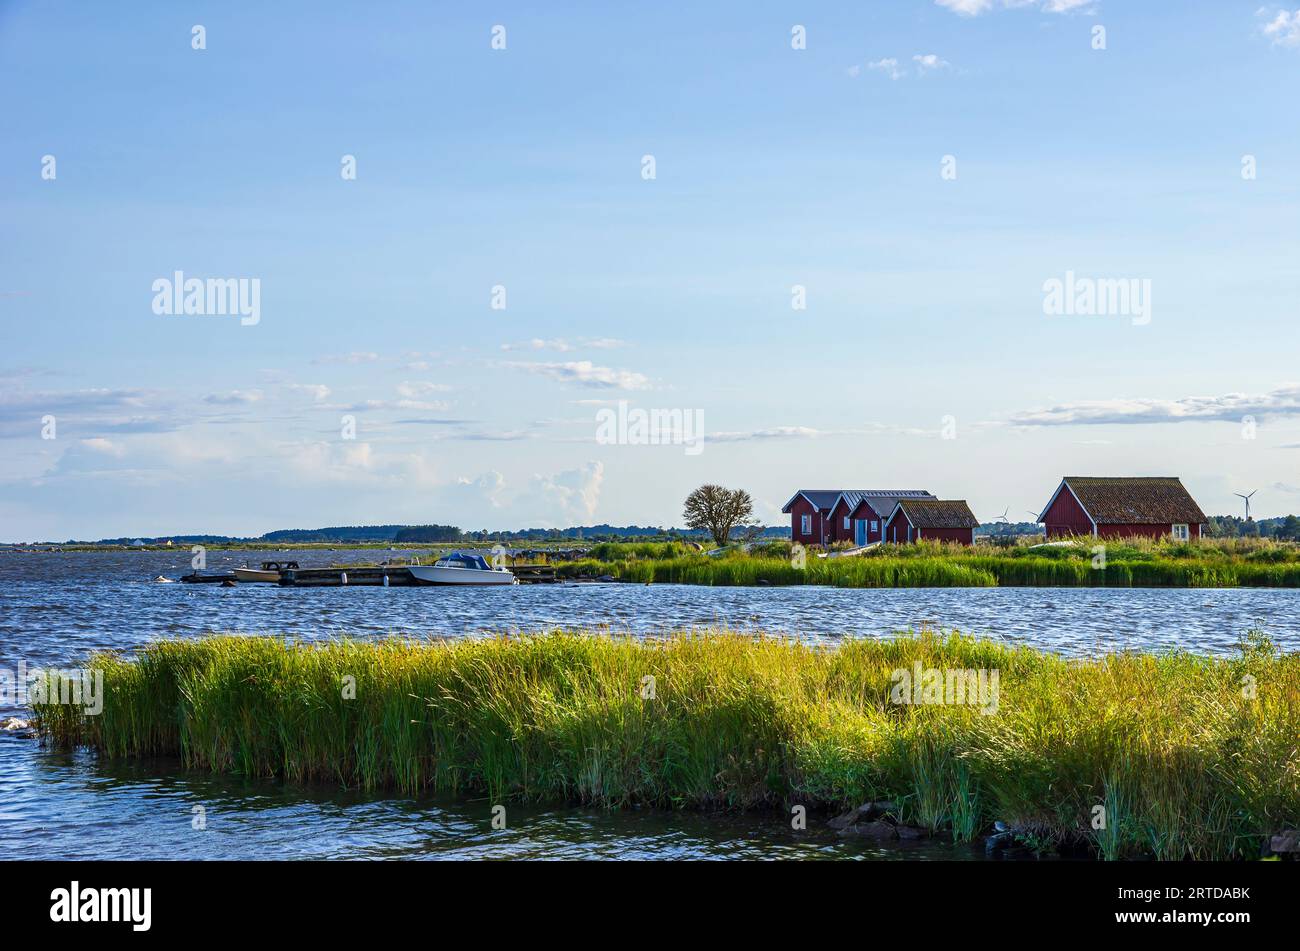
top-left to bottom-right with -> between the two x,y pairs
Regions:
434,553 -> 493,571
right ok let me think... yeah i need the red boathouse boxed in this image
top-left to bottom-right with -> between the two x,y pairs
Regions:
1036,476 -> 1206,540
882,499 -> 980,545
783,489 -> 935,546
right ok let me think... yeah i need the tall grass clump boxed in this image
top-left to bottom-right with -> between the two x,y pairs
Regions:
34,629 -> 1300,860
561,537 -> 1300,588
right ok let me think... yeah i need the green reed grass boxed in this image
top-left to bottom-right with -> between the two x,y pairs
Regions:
33,629 -> 1299,860
559,538 -> 1300,587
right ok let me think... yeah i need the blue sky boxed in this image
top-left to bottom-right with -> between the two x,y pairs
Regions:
3,0 -> 1300,540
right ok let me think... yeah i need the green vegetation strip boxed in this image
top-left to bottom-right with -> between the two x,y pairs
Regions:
35,629 -> 1299,860
565,537 -> 1300,587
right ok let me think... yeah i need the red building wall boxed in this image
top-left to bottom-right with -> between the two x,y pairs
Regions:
1042,485 -> 1094,539
1044,484 -> 1204,540
826,498 -> 854,544
851,501 -> 889,544
917,527 -> 975,545
788,497 -> 825,545
1096,522 -> 1202,540
885,513 -> 912,543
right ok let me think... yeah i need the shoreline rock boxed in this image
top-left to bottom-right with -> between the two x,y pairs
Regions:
829,800 -> 927,841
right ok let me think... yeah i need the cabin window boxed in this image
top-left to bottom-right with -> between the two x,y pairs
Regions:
843,516 -> 850,530
1171,524 -> 1189,541
800,514 -> 811,535
870,520 -> 879,532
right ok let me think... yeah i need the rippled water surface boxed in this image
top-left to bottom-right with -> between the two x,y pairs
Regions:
2,550 -> 1296,859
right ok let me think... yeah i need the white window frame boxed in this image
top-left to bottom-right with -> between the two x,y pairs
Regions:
871,520 -> 879,532
843,516 -> 850,530
801,514 -> 811,535
1171,523 -> 1189,541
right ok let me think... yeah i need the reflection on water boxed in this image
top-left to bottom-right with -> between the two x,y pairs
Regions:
0,739 -> 975,860
1,550 -> 1294,860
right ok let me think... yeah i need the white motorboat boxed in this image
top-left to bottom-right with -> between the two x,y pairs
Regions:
407,552 -> 517,586
233,560 -> 298,583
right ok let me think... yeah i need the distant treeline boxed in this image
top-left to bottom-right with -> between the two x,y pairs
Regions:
976,521 -> 1041,537
1207,515 -> 1300,540
393,525 -> 463,543
59,523 -> 784,546
261,525 -> 416,543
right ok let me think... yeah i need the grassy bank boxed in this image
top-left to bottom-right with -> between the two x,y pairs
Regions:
35,629 -> 1299,859
560,537 -> 1300,587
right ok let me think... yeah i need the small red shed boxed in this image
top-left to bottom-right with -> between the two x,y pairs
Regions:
883,499 -> 979,545
1037,476 -> 1206,540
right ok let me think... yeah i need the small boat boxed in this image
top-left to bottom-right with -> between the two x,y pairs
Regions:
179,572 -> 238,584
233,560 -> 299,583
407,552 -> 517,586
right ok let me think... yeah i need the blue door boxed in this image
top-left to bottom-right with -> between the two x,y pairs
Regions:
854,519 -> 867,546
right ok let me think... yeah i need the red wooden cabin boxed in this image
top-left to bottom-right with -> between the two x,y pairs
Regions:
883,499 -> 979,545
783,489 -> 934,546
1036,476 -> 1206,540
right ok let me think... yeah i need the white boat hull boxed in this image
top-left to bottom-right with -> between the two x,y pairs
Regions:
407,565 -> 517,586
233,567 -> 281,583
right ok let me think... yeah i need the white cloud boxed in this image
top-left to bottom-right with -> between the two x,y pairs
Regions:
524,461 -> 605,524
311,351 -> 379,365
708,426 -> 826,442
861,55 -> 953,80
503,360 -> 651,390
0,387 -> 179,439
283,384 -> 331,402
396,381 -> 453,399
1262,9 -> 1300,46
936,0 -> 1092,15
80,437 -> 125,457
1008,384 -> 1300,427
203,389 -> 263,405
867,58 -> 904,80
501,338 -> 575,352
288,439 -> 377,478
912,53 -> 951,72
500,337 -> 627,353
325,398 -> 452,413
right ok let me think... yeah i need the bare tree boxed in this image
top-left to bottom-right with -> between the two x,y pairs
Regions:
683,484 -> 755,547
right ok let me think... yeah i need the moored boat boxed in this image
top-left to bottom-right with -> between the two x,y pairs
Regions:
407,552 -> 517,586
233,561 -> 299,583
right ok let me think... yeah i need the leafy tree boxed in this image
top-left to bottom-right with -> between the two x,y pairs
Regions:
683,484 -> 755,547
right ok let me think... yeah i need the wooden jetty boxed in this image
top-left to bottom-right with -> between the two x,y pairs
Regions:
279,566 -> 416,587
278,565 -> 559,586
508,565 -> 557,584
182,564 -> 560,587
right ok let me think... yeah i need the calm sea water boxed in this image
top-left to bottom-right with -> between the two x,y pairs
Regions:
2,549 -> 1296,860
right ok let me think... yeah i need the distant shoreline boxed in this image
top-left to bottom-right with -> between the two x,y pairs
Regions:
0,541 -> 602,553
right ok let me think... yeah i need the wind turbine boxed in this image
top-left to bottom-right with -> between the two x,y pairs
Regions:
1026,509 -> 1041,522
995,507 -> 1010,524
1234,490 -> 1257,521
